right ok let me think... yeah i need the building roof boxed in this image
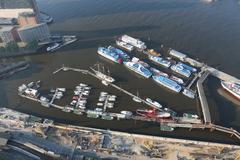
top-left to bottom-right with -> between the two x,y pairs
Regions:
0,26 -> 14,32
18,23 -> 46,31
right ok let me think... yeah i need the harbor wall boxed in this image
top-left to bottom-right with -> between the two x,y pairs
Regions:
54,124 -> 240,149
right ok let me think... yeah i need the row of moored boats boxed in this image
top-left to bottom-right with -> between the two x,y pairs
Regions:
97,35 -> 197,98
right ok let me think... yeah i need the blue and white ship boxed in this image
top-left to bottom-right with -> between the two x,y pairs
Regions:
148,55 -> 171,68
152,76 -> 182,93
97,47 -> 123,64
108,46 -> 130,60
171,64 -> 191,77
177,62 -> 197,72
124,61 -> 152,78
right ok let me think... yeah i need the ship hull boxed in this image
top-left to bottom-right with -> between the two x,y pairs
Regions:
221,81 -> 240,100
124,62 -> 151,78
98,51 -> 119,63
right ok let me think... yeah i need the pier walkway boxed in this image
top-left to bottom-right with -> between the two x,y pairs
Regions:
184,57 -> 240,83
197,71 -> 211,124
206,66 -> 240,83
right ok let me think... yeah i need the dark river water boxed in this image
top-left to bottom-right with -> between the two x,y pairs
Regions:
1,0 -> 240,144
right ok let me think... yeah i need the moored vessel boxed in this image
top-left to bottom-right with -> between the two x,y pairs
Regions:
152,76 -> 182,93
97,47 -> 123,64
46,43 -> 61,52
148,55 -> 171,68
119,35 -> 146,50
221,81 -> 240,100
170,75 -> 184,84
171,64 -> 191,78
124,61 -> 152,78
182,89 -> 195,99
146,98 -> 162,109
116,40 -> 134,52
149,67 -> 168,77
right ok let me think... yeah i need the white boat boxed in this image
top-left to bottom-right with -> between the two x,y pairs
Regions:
146,98 -> 162,109
182,89 -> 195,99
102,80 -> 109,86
148,55 -> 171,68
119,35 -> 146,50
116,40 -> 134,51
97,103 -> 104,106
46,43 -> 61,52
171,64 -> 191,78
170,75 -> 184,84
120,111 -> 133,117
79,83 -> 87,87
150,67 -> 168,77
97,47 -> 123,64
221,81 -> 240,100
133,96 -> 142,103
153,76 -> 182,93
157,112 -> 171,118
124,61 -> 152,78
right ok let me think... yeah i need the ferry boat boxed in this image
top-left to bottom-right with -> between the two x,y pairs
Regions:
119,35 -> 146,50
146,98 -> 162,109
182,89 -> 195,99
152,76 -> 182,93
116,40 -> 134,52
148,55 -> 171,68
170,75 -> 184,84
46,43 -> 61,52
124,61 -> 152,78
178,62 -> 197,73
136,109 -> 171,118
97,47 -> 123,64
150,67 -> 168,77
221,81 -> 240,100
108,46 -> 130,60
171,64 -> 191,78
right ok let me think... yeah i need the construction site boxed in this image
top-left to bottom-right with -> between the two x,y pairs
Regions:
0,107 -> 240,160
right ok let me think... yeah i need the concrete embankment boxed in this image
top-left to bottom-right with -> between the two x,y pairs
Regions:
53,124 -> 240,149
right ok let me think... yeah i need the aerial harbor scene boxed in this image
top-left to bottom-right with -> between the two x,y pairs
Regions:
1,0 -> 240,159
